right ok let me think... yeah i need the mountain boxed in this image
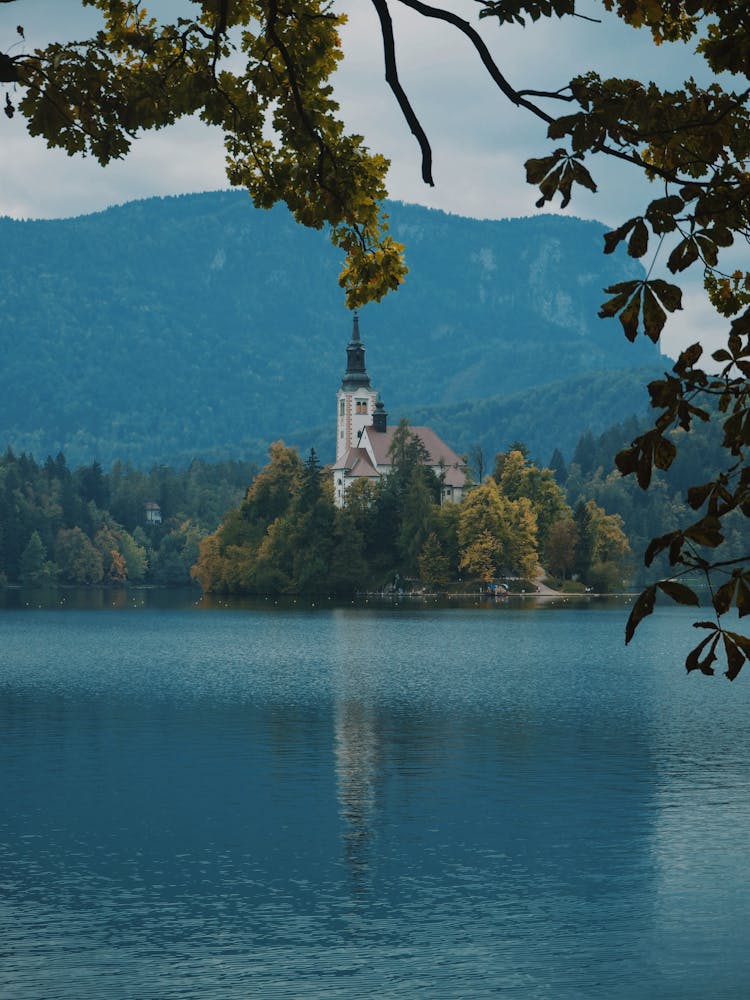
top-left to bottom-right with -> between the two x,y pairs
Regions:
0,191 -> 664,467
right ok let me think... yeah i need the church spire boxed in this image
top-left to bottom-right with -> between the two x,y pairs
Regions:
342,312 -> 371,390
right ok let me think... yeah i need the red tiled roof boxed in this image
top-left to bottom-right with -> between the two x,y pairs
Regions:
334,446 -> 360,470
339,447 -> 379,478
335,426 -> 467,488
365,425 -> 466,474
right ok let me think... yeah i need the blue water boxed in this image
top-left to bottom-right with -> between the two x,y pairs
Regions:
1,597 -> 749,998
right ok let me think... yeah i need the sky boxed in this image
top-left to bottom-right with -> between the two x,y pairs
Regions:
0,1 -> 735,357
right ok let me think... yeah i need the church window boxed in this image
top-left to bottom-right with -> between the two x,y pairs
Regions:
356,399 -> 367,414
339,400 -> 345,416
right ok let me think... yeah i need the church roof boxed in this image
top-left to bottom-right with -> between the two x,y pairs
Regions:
366,425 -> 466,473
336,446 -> 379,478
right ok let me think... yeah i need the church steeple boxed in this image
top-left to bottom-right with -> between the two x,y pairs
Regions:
336,315 -> 378,467
342,313 -> 371,391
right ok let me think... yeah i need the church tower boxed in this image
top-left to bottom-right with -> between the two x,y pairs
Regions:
336,315 -> 378,464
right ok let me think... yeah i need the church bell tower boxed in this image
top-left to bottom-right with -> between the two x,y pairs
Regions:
336,315 -> 378,464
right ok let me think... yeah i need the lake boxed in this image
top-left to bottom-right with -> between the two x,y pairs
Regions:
1,592 -> 749,998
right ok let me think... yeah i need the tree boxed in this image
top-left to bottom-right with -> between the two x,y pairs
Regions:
572,431 -> 598,479
193,441 -> 302,593
418,532 -> 450,591
572,499 -> 597,582
192,533 -> 227,593
546,519 -> 579,581
505,496 -> 539,582
457,477 -> 538,579
328,507 -> 368,593
55,527 -> 104,584
467,444 -> 485,485
6,1 -> 750,673
239,440 -> 303,538
496,449 -> 528,501
493,449 -> 570,561
118,528 -> 149,582
388,419 -> 429,481
94,524 -> 127,582
571,497 -> 631,587
19,530 -> 57,585
458,480 -> 507,557
460,530 -> 502,584
77,461 -> 108,509
298,449 -> 324,513
548,448 -> 567,486
398,470 -> 438,576
19,531 -> 45,584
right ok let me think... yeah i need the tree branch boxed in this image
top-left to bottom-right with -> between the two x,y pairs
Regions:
264,0 -> 342,205
516,87 -> 575,101
370,0 -> 434,186
391,0 -> 722,190
394,0 -> 557,125
0,52 -> 20,82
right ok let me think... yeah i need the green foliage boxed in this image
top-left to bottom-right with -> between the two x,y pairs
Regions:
457,478 -> 539,581
460,530 -> 502,584
399,472 -> 439,577
55,527 -> 104,585
418,533 -> 450,591
190,431 -> 634,595
19,531 -> 57,586
0,446 -> 255,586
545,519 -> 578,580
411,367 -> 660,476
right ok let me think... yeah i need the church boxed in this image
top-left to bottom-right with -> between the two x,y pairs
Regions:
332,316 -> 468,508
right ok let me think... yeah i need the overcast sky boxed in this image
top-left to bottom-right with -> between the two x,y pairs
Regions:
0,1 -> 733,356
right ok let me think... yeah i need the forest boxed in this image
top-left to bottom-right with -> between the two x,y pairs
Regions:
193,423 -> 631,597
192,401 -> 748,597
1,392 -> 733,596
0,450 -> 257,588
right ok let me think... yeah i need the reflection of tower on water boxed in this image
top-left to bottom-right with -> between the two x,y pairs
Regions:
334,696 -> 381,886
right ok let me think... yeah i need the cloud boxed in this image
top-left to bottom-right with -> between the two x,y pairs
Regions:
332,1 -> 692,225
660,281 -> 730,362
0,114 -> 228,220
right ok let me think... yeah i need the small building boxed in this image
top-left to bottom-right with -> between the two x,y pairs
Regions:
144,501 -> 162,525
331,316 -> 468,507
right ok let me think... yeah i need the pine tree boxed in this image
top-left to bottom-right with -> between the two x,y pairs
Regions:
548,448 -> 567,486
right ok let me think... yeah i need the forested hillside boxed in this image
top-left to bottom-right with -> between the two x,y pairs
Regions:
0,192 -> 663,467
0,449 -> 257,588
564,407 -> 746,586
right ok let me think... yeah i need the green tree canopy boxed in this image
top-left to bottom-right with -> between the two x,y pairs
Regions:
19,530 -> 56,585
